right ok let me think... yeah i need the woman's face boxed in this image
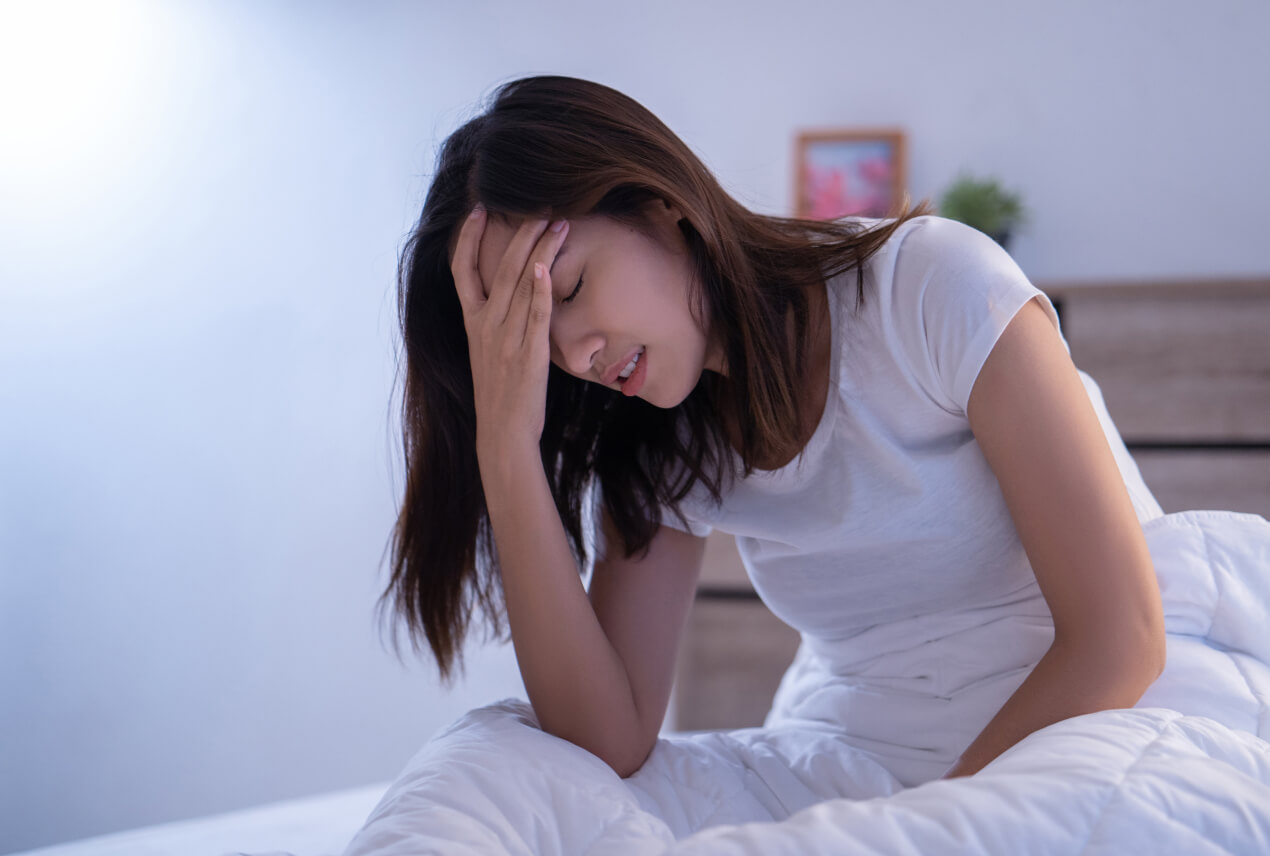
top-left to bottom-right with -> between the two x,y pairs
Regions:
470,201 -> 726,407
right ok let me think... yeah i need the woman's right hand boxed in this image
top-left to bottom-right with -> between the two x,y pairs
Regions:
450,206 -> 570,460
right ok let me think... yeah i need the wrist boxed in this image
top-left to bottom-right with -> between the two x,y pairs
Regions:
477,436 -> 542,480
477,426 -> 538,456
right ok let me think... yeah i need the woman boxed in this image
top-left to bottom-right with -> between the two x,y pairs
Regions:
378,74 -> 1168,789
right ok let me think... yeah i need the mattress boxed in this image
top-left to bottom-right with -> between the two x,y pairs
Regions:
10,782 -> 388,856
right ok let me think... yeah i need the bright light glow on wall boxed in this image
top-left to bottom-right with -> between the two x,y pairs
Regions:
0,0 -> 153,204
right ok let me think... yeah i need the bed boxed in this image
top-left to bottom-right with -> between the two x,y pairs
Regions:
9,783 -> 388,856
18,278 -> 1269,855
7,782 -> 388,853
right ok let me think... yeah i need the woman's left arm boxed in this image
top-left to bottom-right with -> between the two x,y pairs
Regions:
943,296 -> 1168,780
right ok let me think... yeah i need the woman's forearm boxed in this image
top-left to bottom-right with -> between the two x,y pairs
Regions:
941,635 -> 1163,779
478,440 -> 646,776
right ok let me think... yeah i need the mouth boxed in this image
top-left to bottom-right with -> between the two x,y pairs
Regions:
616,347 -> 647,397
604,346 -> 644,387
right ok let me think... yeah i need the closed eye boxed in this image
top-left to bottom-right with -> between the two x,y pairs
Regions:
561,275 -> 584,304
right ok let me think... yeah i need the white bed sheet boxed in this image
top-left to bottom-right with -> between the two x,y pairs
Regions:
332,509 -> 1270,855
9,782 -> 388,856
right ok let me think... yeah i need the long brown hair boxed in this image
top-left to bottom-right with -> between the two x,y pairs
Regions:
378,75 -> 934,682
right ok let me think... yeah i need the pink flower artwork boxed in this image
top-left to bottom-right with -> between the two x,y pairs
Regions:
799,138 -> 898,220
858,156 -> 891,185
805,165 -> 850,220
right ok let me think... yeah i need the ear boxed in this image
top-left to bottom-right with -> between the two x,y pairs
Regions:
649,197 -> 687,227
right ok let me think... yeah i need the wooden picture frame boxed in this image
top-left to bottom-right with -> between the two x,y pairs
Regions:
793,129 -> 907,220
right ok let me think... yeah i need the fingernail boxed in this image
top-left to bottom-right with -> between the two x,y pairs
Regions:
534,263 -> 545,279
550,219 -> 566,233
469,205 -> 484,219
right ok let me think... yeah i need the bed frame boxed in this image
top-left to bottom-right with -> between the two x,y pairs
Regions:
671,276 -> 1270,732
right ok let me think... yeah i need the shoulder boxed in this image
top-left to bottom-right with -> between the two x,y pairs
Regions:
838,215 -> 1004,308
848,214 -> 1059,415
890,215 -> 1009,269
846,212 -> 971,250
881,215 -> 1032,311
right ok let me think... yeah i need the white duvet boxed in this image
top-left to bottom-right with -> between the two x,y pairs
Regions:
339,510 -> 1270,855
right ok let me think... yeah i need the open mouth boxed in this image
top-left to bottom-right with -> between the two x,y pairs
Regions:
618,347 -> 647,397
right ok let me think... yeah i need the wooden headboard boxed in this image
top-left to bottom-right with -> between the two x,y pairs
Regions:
670,277 -> 1270,733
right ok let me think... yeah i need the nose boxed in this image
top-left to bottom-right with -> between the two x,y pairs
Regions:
550,325 -> 604,380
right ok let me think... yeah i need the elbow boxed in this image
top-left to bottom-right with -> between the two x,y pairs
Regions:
603,711 -> 660,778
611,743 -> 655,780
1124,628 -> 1168,686
541,721 -> 653,779
1138,606 -> 1168,680
1055,624 -> 1167,694
536,708 -> 654,779
1148,628 -> 1168,680
1101,600 -> 1169,682
605,737 -> 657,779
1128,627 -> 1167,691
611,761 -> 640,779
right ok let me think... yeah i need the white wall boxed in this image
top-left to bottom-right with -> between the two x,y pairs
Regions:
1,0 -> 1267,850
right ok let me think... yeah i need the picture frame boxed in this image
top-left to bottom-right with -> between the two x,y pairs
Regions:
793,129 -> 907,220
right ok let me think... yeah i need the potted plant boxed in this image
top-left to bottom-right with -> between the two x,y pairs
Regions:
937,171 -> 1029,251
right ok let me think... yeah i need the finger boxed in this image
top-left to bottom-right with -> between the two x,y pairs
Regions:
522,260 -> 553,352
489,217 -> 553,324
450,205 -> 487,316
509,218 -> 569,337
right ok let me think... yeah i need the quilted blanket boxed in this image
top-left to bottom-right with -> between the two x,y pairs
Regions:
340,510 -> 1270,855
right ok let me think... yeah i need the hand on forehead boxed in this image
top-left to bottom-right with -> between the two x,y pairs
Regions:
453,209 -> 568,300
474,215 -> 522,296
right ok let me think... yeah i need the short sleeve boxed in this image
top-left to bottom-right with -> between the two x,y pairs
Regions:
887,215 -> 1069,417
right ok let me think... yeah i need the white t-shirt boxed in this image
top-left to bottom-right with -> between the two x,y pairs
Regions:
659,214 -> 1164,644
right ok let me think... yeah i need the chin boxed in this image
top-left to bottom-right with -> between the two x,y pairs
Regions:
644,392 -> 679,409
628,353 -> 704,409
646,376 -> 699,409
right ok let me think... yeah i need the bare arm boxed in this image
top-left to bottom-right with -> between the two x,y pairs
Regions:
943,298 -> 1166,778
587,497 -> 707,769
450,206 -> 706,776
481,445 -> 706,777
480,445 -> 635,774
